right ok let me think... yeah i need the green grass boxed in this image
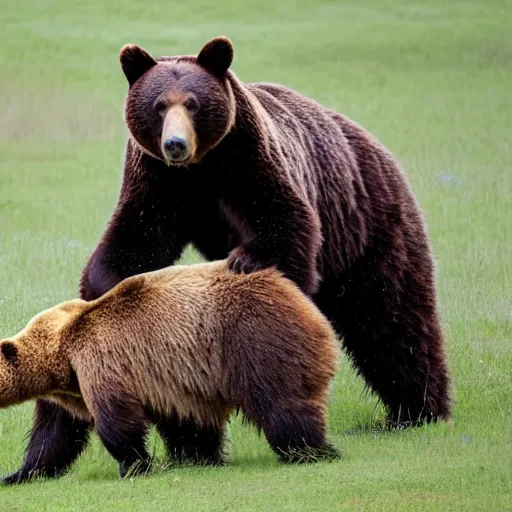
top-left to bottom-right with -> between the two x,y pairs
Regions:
0,0 -> 511,510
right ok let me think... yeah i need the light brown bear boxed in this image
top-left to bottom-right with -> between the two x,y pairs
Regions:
0,260 -> 339,480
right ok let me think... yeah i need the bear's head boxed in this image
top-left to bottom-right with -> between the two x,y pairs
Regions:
120,36 -> 237,167
0,300 -> 84,408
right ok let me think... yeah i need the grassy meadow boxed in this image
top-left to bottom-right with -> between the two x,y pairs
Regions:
0,0 -> 511,510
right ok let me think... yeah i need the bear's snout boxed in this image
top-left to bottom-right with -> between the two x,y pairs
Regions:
163,136 -> 190,163
160,105 -> 197,166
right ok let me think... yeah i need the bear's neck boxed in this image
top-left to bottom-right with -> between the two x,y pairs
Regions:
14,337 -> 70,405
226,73 -> 273,149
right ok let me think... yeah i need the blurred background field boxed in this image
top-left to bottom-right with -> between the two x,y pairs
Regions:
0,0 -> 511,510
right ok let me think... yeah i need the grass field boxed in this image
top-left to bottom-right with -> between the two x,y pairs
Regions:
0,0 -> 511,510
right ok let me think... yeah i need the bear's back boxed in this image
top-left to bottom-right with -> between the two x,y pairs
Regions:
244,80 -> 413,272
73,260 -> 338,423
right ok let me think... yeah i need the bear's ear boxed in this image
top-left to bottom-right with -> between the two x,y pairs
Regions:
1,342 -> 18,365
197,36 -> 233,77
120,44 -> 158,87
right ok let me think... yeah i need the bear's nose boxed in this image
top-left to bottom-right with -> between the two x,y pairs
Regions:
163,136 -> 190,162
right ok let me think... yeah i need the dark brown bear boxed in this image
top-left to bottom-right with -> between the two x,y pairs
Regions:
0,261 -> 339,482
3,36 -> 450,484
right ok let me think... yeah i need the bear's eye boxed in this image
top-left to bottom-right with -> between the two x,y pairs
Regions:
153,99 -> 168,116
183,97 -> 199,112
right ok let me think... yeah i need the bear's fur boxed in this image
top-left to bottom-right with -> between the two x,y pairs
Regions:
0,261 -> 339,481
4,36 -> 451,484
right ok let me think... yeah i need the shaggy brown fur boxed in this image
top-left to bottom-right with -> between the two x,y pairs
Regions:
0,261 -> 339,481
4,36 -> 451,484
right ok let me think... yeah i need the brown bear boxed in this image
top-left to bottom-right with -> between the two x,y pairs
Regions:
3,36 -> 451,485
0,261 -> 339,482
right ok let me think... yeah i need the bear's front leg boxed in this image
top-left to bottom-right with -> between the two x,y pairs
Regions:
80,140 -> 193,301
89,393 -> 151,479
154,410 -> 226,466
224,167 -> 322,296
1,400 -> 91,485
227,240 -> 277,274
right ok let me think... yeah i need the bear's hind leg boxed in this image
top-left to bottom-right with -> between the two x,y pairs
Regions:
319,258 -> 451,427
354,320 -> 450,427
155,410 -> 226,466
257,401 -> 339,464
92,395 -> 151,478
343,321 -> 451,427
